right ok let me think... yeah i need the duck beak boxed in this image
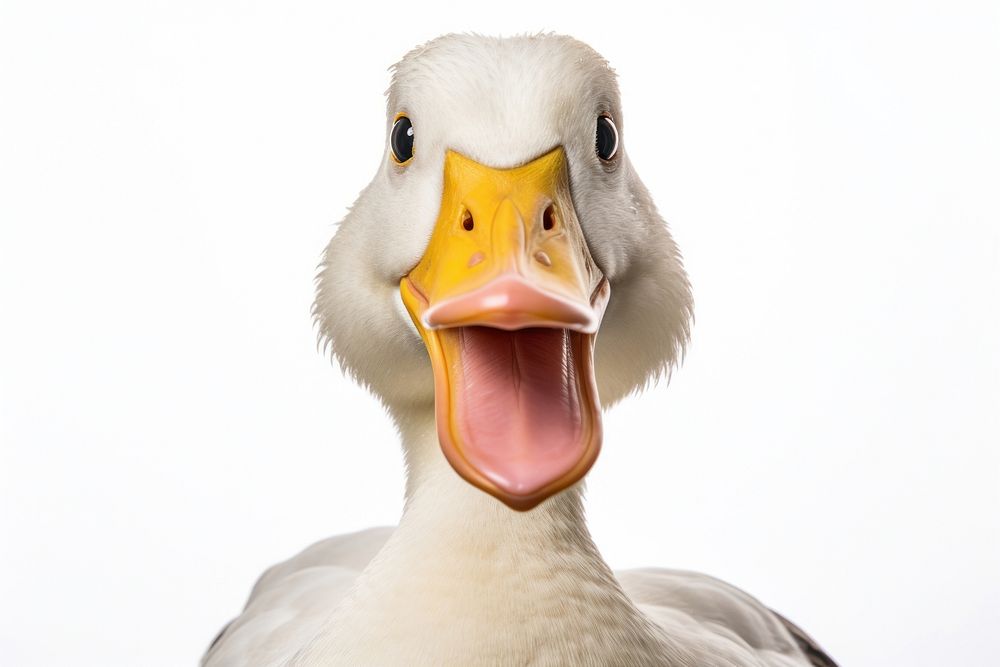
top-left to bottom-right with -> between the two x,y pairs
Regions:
400,147 -> 609,510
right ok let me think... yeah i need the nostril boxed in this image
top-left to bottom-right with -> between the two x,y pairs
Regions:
462,210 -> 474,231
542,205 -> 556,231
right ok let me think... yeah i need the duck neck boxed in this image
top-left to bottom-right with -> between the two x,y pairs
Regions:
391,409 -> 610,608
303,405 -> 669,664
397,404 -> 593,546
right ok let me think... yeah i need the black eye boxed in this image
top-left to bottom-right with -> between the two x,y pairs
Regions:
390,115 -> 415,164
595,114 -> 618,161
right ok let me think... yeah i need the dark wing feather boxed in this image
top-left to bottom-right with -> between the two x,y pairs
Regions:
771,609 -> 839,667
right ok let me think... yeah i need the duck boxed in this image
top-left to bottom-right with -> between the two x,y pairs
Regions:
202,32 -> 837,667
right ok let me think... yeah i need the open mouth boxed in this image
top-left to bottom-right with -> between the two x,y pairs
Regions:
400,146 -> 608,510
439,326 -> 599,508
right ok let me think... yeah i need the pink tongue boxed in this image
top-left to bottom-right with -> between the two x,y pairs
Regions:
451,327 -> 587,496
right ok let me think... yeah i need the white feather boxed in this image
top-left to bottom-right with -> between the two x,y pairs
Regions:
204,32 -> 827,667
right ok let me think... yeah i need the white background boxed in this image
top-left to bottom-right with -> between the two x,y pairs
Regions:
1,1 -> 997,665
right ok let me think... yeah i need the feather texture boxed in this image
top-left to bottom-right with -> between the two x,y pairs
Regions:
206,32 -> 834,666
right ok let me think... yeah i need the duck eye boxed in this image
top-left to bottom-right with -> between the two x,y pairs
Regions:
390,115 -> 415,164
595,114 -> 618,161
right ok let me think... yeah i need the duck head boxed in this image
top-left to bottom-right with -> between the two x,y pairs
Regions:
315,34 -> 692,511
